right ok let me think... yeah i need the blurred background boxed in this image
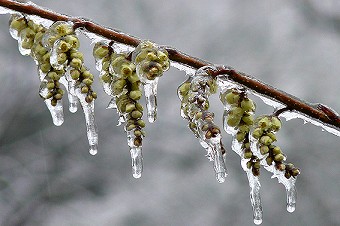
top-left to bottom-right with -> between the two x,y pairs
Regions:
0,0 -> 339,225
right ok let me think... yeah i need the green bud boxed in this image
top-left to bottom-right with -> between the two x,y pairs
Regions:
252,128 -> 263,139
54,93 -> 63,100
241,98 -> 255,112
236,132 -> 246,142
272,146 -> 281,155
253,161 -> 261,169
274,153 -> 284,162
83,78 -> 93,86
178,82 -> 191,97
112,79 -> 126,95
131,110 -> 143,119
266,156 -> 273,165
291,168 -> 300,177
92,92 -> 97,99
85,95 -> 93,103
242,114 -> 254,125
82,70 -> 93,79
70,51 -> 84,61
70,69 -> 80,80
137,119 -> 146,128
285,171 -> 291,179
81,86 -> 89,93
276,163 -> 286,171
57,53 -> 68,65
246,161 -> 252,169
101,73 -> 111,83
46,82 -> 55,90
258,116 -> 271,131
125,103 -> 136,113
260,145 -> 269,155
136,103 -> 144,112
47,71 -> 58,80
51,98 -> 57,106
128,73 -> 140,84
260,135 -> 273,145
271,116 -> 282,131
58,40 -> 71,53
267,132 -> 277,142
238,124 -> 250,133
225,91 -> 240,105
10,18 -> 27,32
40,63 -> 51,73
93,44 -> 109,59
129,90 -> 142,100
64,35 -> 80,49
244,150 -> 253,159
126,124 -> 136,131
70,58 -> 82,69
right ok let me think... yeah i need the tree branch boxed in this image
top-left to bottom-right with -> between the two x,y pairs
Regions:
1,0 -> 339,132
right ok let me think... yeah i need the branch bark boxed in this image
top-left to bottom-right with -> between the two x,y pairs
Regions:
1,0 -> 339,132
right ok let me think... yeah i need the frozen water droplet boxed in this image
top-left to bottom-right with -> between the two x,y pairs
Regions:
106,97 -> 117,109
130,147 -> 143,179
18,35 -> 31,56
89,145 -> 98,155
45,99 -> 64,126
143,80 -> 158,123
75,88 -> 99,155
254,219 -> 262,225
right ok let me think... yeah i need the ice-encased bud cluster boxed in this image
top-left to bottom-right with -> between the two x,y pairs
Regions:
93,42 -> 146,178
250,115 -> 300,213
178,66 -> 227,183
9,15 -> 98,155
220,88 -> 262,224
132,40 -> 170,123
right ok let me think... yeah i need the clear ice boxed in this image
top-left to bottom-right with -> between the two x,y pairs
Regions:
39,75 -> 65,126
126,130 -> 143,178
143,79 -> 158,123
75,88 -> 99,155
60,76 -> 78,113
179,68 -> 228,183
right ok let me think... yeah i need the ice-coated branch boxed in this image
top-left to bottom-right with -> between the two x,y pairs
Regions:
0,0 -> 339,133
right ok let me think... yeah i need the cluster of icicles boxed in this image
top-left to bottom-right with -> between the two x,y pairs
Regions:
178,66 -> 300,225
6,11 -> 305,225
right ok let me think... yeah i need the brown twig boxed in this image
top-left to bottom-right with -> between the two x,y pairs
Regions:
1,0 -> 340,132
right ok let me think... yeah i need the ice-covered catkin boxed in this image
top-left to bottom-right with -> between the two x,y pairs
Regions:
250,115 -> 300,213
178,66 -> 227,183
132,40 -> 170,123
9,14 -> 66,126
93,43 -> 146,178
220,88 -> 262,224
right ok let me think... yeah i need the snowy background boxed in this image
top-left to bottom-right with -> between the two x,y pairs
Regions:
0,0 -> 340,225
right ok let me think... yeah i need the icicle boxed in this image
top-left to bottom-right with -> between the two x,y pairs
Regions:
126,130 -> 143,178
132,40 -> 170,123
130,147 -> 143,179
247,171 -> 263,225
39,76 -> 65,126
75,88 -> 98,155
59,76 -> 78,113
44,99 -> 64,126
143,78 -> 158,123
179,66 -> 228,183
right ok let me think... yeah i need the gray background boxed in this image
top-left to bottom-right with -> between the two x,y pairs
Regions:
0,1 -> 339,225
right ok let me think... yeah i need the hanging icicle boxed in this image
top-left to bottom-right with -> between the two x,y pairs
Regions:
132,41 -> 170,123
178,66 -> 227,183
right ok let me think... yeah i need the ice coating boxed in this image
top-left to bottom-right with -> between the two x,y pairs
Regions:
126,130 -> 143,178
44,99 -> 64,126
59,76 -> 78,113
0,6 -> 16,15
75,88 -> 98,155
179,67 -> 228,183
50,39 -> 68,70
171,61 -> 196,75
250,132 -> 297,213
247,171 -> 263,225
143,79 -> 158,123
280,110 -> 340,137
130,147 -> 143,178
